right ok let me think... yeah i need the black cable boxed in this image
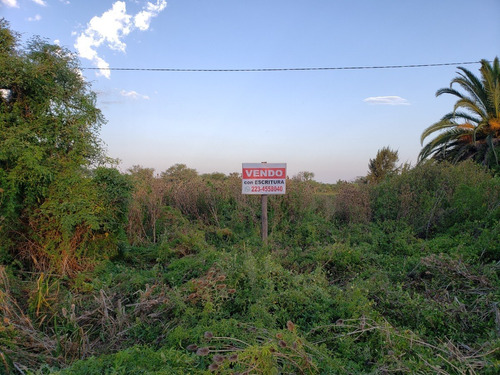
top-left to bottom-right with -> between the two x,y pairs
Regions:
81,61 -> 483,73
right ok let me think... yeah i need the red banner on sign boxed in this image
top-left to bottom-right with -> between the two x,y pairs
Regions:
242,168 -> 286,180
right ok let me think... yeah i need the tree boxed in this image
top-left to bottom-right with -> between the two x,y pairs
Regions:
419,58 -> 500,170
292,171 -> 315,182
160,163 -> 198,181
366,147 -> 400,184
127,166 -> 167,245
0,20 -> 128,274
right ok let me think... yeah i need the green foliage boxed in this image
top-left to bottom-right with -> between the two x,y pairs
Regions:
14,167 -> 131,275
333,182 -> 371,224
92,167 -> 132,238
0,21 -> 129,275
2,160 -> 498,374
371,160 -> 500,236
126,164 -> 339,249
54,346 -> 200,375
33,159 -> 496,373
366,146 -> 400,184
293,170 -> 315,181
419,57 -> 500,170
188,323 -> 326,374
162,247 -> 220,287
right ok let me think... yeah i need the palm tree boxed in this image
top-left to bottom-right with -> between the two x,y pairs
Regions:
419,57 -> 500,169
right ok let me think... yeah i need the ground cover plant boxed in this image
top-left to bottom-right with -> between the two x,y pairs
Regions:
1,22 -> 499,374
1,160 -> 499,374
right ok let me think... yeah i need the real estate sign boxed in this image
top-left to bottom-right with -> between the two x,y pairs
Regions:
242,163 -> 287,195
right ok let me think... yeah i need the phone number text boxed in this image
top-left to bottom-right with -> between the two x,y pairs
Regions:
251,186 -> 284,193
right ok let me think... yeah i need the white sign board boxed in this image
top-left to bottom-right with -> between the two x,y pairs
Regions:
242,163 -> 287,195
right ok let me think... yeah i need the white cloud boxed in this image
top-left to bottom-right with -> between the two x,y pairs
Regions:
363,96 -> 410,105
120,89 -> 150,100
27,14 -> 42,21
74,0 -> 167,79
32,0 -> 47,6
1,0 -> 19,8
134,0 -> 167,30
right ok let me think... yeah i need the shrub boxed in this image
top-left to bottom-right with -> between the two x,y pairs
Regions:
371,160 -> 498,236
334,183 -> 371,224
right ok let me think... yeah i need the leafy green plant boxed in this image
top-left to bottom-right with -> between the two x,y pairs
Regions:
55,346 -> 200,375
189,322 -> 322,374
0,21 -> 130,275
333,182 -> 371,224
371,160 -> 498,236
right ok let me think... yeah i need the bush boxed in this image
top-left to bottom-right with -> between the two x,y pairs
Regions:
334,183 -> 371,224
371,160 -> 499,236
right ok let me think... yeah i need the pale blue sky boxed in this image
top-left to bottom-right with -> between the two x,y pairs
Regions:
2,0 -> 499,182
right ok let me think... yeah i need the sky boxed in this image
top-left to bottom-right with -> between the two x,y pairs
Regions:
2,0 -> 500,183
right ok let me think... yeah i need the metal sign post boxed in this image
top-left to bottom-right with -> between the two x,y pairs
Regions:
261,193 -> 268,245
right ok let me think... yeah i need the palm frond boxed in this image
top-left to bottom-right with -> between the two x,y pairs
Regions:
420,126 -> 479,164
453,67 -> 488,108
436,87 -> 464,98
453,98 -> 486,119
480,58 -> 500,118
419,57 -> 500,168
440,111 -> 481,124
420,119 -> 457,144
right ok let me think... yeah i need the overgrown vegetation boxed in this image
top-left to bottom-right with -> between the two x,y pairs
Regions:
0,19 -> 130,276
1,159 -> 498,374
1,22 -> 499,374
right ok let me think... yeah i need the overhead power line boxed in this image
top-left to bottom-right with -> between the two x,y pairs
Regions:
81,61 -> 483,73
